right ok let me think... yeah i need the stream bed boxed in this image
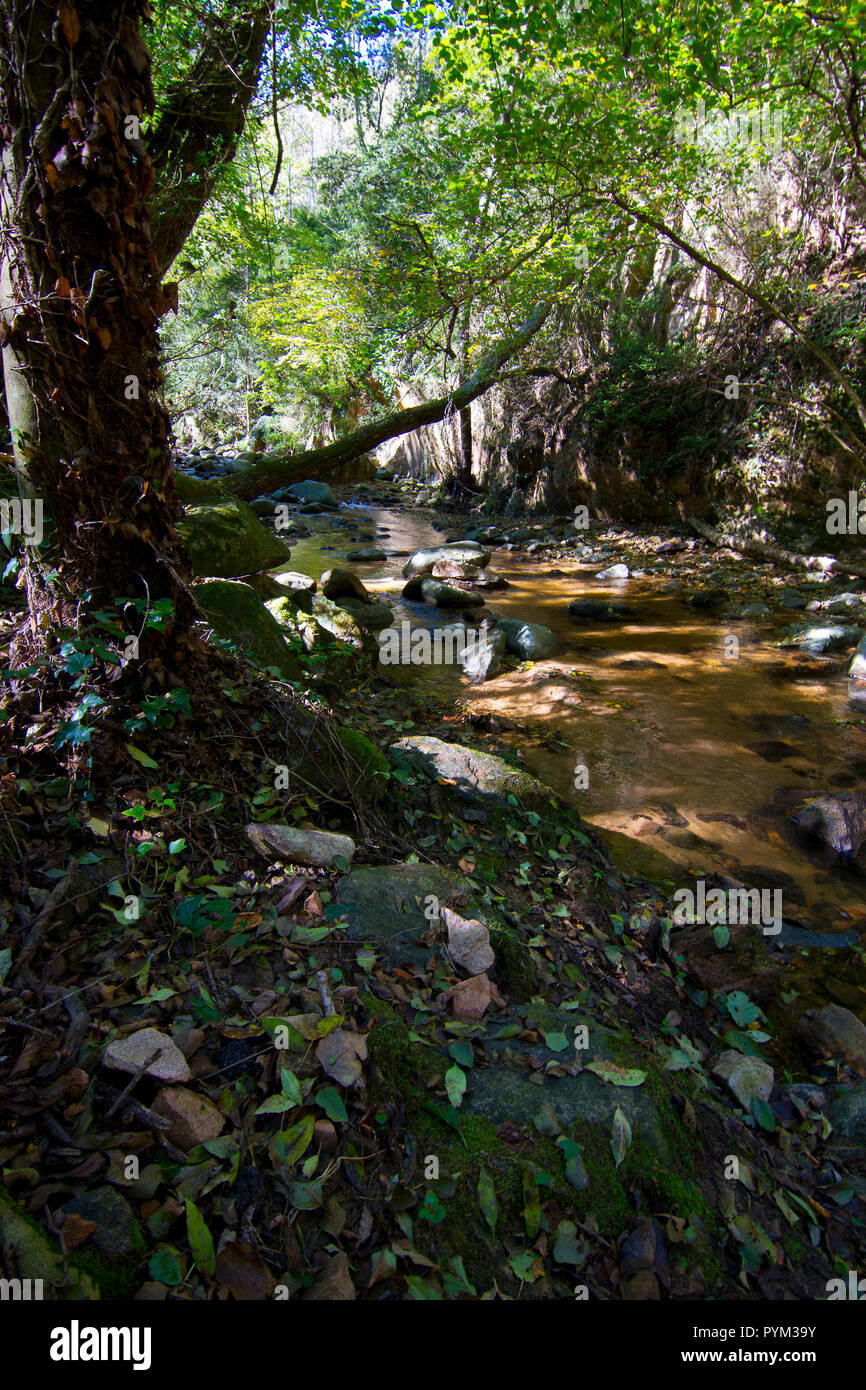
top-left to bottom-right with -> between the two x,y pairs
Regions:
276,494 -> 866,940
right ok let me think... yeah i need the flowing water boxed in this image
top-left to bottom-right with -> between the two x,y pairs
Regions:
278,500 -> 866,936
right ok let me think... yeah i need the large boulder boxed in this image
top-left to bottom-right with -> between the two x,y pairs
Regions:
267,594 -> 368,662
334,864 -> 470,969
402,541 -> 490,579
789,793 -> 866,857
796,1005 -> 866,1074
685,588 -> 729,609
270,573 -> 316,613
464,1061 -> 669,1162
460,626 -> 506,683
495,617 -> 557,660
334,596 -> 394,631
193,580 -> 300,679
568,599 -> 634,622
594,563 -> 630,581
346,547 -> 387,562
392,735 -> 551,806
787,624 -> 863,654
321,568 -> 371,602
286,479 -> 338,507
173,471 -> 229,505
420,576 -> 485,608
177,498 -> 289,578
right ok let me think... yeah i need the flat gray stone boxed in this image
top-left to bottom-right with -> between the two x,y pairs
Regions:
104,1027 -> 190,1084
464,1065 -> 670,1161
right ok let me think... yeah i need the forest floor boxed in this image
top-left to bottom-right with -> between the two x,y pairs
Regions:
2,498 -> 866,1301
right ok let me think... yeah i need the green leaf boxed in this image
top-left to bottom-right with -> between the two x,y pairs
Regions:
254,1094 -> 295,1116
418,1190 -> 446,1223
442,1256 -> 477,1298
448,1039 -> 474,1068
126,744 -> 159,769
134,987 -> 175,1006
280,1067 -> 303,1105
405,1274 -> 443,1299
477,1166 -> 498,1235
553,1219 -> 588,1267
509,1249 -> 540,1283
421,1099 -> 463,1136
444,1063 -> 467,1109
611,1105 -> 632,1168
272,1114 -> 315,1167
585,1060 -> 646,1086
185,1199 -> 215,1277
725,990 -> 761,1027
751,1097 -> 776,1133
543,1030 -> 569,1052
291,925 -> 330,945
148,1247 -> 182,1285
316,1086 -> 348,1123
557,1137 -> 589,1190
283,1180 -> 323,1210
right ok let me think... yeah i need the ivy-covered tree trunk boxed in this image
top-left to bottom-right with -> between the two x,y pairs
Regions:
0,0 -> 195,679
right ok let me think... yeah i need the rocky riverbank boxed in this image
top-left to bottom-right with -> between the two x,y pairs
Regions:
5,461 -> 866,1301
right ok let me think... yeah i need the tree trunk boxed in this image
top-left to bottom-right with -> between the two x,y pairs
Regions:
452,402 -> 475,501
148,4 -> 270,273
685,512 -> 866,580
0,0 -> 195,678
222,287 -> 569,500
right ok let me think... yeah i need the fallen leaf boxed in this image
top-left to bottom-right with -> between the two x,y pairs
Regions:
58,1213 -> 96,1250
585,1060 -> 647,1087
315,1029 -> 367,1086
214,1240 -> 275,1300
611,1105 -> 632,1168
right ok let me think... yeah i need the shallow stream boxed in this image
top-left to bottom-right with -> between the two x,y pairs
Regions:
278,500 -> 866,938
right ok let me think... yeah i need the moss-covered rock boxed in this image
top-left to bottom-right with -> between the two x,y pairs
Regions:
333,596 -> 395,631
177,497 -> 290,577
193,579 -> 300,680
310,594 -> 375,651
334,863 -> 475,968
392,735 -> 553,808
0,1185 -> 99,1299
172,471 -> 229,505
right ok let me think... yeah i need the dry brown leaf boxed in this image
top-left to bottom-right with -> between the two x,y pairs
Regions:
59,1213 -> 96,1250
59,1 -> 80,47
315,1028 -> 367,1086
214,1240 -> 276,1301
302,1251 -> 355,1301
